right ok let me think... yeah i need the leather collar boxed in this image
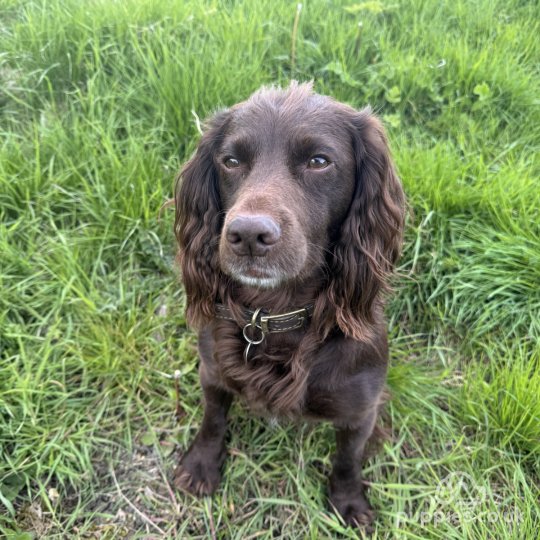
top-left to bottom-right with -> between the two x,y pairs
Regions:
215,303 -> 314,333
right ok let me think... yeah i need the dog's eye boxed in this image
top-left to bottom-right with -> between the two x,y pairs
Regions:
308,155 -> 330,169
224,157 -> 240,169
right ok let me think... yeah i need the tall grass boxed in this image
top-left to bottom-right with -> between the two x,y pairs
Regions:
1,0 -> 539,537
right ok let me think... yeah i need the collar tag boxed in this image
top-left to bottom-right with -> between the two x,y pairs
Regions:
243,308 -> 265,362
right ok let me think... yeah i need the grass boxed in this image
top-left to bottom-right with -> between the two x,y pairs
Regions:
1,0 -> 539,537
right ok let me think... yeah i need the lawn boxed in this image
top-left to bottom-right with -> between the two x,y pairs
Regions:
1,0 -> 539,538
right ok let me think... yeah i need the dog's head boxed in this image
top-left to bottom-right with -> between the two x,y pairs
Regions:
175,82 -> 405,340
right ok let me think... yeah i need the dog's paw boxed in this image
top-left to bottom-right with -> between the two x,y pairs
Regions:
329,489 -> 375,533
173,449 -> 224,497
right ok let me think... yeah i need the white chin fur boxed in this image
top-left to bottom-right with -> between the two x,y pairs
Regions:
233,274 -> 283,289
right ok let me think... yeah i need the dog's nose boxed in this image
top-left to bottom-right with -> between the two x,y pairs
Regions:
226,215 -> 281,257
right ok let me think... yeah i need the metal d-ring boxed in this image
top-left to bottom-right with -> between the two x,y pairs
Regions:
242,307 -> 265,361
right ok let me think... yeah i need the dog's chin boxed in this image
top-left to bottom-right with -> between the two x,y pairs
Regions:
233,274 -> 284,289
221,262 -> 289,290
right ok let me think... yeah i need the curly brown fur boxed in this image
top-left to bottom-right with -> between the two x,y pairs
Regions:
172,82 -> 405,530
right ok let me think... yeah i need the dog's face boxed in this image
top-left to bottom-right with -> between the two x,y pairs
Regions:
175,83 -> 405,339
216,89 -> 357,289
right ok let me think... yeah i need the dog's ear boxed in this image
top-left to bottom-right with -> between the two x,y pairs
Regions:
328,109 -> 405,341
174,110 -> 230,328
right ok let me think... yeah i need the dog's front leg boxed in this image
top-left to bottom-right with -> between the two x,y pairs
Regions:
174,370 -> 233,497
329,411 -> 377,530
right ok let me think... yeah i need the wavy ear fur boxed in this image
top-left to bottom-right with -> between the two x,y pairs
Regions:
174,110 -> 230,328
328,109 -> 405,341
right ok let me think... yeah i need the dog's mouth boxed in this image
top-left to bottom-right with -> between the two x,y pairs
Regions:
235,274 -> 284,289
222,259 -> 286,289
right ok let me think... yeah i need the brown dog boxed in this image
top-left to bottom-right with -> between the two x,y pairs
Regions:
173,82 -> 405,529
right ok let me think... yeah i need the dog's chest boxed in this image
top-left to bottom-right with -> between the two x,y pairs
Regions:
214,330 -> 308,415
